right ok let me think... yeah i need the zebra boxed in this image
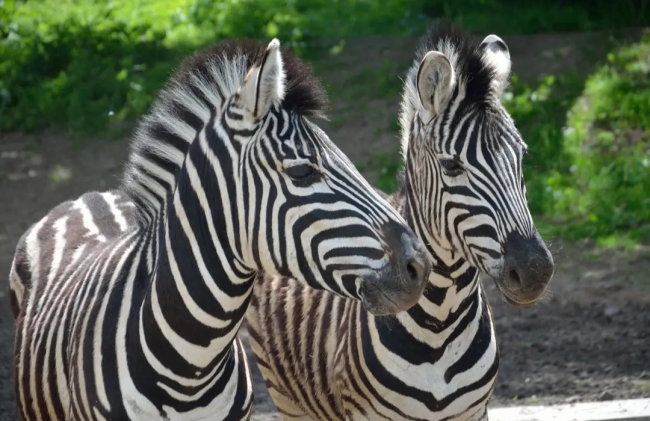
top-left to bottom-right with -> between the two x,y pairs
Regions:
7,38 -> 432,421
245,23 -> 555,421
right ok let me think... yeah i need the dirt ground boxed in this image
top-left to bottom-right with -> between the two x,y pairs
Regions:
1,28 -> 649,420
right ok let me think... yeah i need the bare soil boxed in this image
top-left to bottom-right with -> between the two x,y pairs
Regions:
0,28 -> 648,421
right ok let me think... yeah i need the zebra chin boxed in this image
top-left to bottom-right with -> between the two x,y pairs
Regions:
358,282 -> 425,316
357,262 -> 430,316
352,219 -> 431,316
486,230 -> 555,307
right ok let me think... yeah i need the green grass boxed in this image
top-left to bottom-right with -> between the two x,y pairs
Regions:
0,0 -> 428,134
1,0 -> 649,242
2,0 -> 648,135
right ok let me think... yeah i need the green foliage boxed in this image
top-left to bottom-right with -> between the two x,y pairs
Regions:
550,34 -> 650,240
2,0 -> 648,135
506,35 -> 650,241
0,0 -> 195,133
0,0 -> 427,134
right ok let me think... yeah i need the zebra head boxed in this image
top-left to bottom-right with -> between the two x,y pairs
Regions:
399,25 -> 554,306
217,39 -> 430,315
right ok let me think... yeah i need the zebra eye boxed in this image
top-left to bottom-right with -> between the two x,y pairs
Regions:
285,164 -> 316,181
439,159 -> 463,176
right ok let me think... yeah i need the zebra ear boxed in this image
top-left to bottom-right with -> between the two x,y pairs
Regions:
237,38 -> 287,120
479,34 -> 511,97
416,51 -> 456,116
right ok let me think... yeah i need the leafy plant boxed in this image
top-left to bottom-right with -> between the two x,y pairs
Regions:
504,35 -> 650,241
553,34 -> 650,240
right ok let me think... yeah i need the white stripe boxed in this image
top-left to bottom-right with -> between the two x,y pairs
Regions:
93,231 -> 141,411
104,192 -> 129,231
73,198 -> 107,242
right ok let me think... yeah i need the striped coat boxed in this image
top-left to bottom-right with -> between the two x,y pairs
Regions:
9,38 -> 429,421
246,23 -> 554,421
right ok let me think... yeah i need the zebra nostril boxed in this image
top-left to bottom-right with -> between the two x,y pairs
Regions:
406,262 -> 418,282
508,269 -> 521,286
404,257 -> 427,287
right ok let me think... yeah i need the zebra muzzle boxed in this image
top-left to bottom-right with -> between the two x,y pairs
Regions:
495,230 -> 554,306
358,222 -> 431,315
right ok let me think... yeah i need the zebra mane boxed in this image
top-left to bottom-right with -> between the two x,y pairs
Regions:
399,22 -> 508,157
121,39 -> 329,225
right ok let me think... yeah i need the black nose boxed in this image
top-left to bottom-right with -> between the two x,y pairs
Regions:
502,230 -> 554,295
382,220 -> 430,290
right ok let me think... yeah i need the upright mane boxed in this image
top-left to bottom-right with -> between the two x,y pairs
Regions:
121,39 -> 329,225
399,22 -> 508,157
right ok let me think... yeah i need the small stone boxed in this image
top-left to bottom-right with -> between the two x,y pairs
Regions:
599,391 -> 614,401
30,155 -> 44,166
565,395 -> 580,403
1,151 -> 19,159
604,305 -> 621,317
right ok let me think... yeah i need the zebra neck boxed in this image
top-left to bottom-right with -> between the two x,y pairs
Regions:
132,136 -> 256,378
396,190 -> 484,329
